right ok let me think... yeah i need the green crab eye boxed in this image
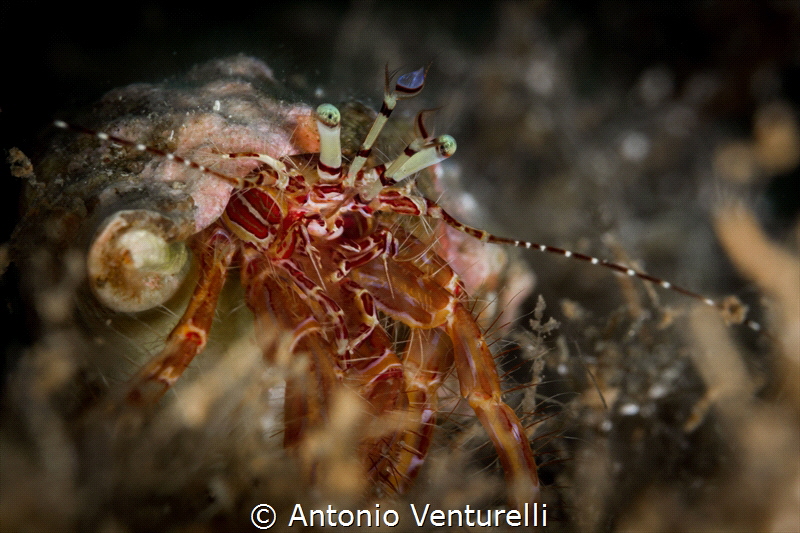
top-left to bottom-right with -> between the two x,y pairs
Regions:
315,104 -> 341,129
435,135 -> 457,158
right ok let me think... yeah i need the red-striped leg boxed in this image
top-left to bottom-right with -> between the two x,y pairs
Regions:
335,280 -> 410,489
242,245 -> 408,480
335,278 -> 406,415
123,225 -> 237,406
348,237 -> 539,508
240,245 -> 340,448
331,230 -> 400,282
372,327 -> 453,493
445,302 -> 540,508
276,257 -> 350,356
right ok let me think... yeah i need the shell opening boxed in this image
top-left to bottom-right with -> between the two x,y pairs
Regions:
88,210 -> 191,313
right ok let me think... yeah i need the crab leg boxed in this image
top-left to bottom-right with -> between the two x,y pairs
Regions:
446,303 -> 540,508
332,230 -> 399,282
371,327 -> 453,492
275,258 -> 350,356
124,226 -> 237,406
337,279 -> 406,415
242,245 -> 407,473
240,246 -> 337,448
246,247 -> 369,445
348,241 -> 540,508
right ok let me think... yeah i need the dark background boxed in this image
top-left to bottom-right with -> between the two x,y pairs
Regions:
4,1 -> 797,231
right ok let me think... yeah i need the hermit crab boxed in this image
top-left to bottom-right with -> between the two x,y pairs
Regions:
12,55 -> 760,514
14,56 -> 544,507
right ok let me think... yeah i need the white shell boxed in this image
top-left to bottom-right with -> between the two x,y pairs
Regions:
87,209 -> 190,312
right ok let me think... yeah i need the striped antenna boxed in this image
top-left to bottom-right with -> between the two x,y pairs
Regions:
53,115 -> 762,333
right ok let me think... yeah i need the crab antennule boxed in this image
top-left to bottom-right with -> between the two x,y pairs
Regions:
315,103 -> 343,183
345,66 -> 427,187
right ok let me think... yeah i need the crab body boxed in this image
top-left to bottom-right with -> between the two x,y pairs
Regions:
120,76 -> 542,504
24,57 -> 540,507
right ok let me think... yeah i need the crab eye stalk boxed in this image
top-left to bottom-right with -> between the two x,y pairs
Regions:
386,135 -> 458,182
87,209 -> 190,313
315,103 -> 343,183
346,66 -> 429,186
